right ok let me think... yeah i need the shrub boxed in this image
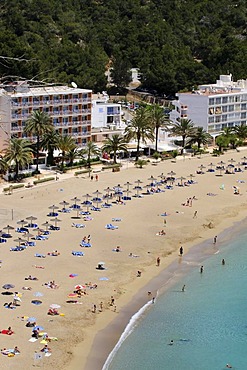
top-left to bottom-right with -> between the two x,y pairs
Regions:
33,177 -> 55,185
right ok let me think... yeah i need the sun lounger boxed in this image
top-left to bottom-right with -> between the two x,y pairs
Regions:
80,242 -> 91,247
35,253 -> 46,258
112,218 -> 122,222
49,225 -> 60,231
105,224 -> 118,230
26,223 -> 38,229
59,208 -> 71,213
35,235 -> 48,240
27,241 -> 36,247
91,206 -> 101,212
10,246 -> 26,251
102,203 -> 112,208
0,238 -> 7,243
16,227 -> 29,233
72,251 -> 84,256
71,223 -> 85,228
47,212 -> 58,217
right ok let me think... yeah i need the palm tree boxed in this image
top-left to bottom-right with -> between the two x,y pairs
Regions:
233,123 -> 247,141
169,119 -> 195,153
148,104 -> 167,152
0,152 -> 8,174
24,110 -> 54,173
124,106 -> 154,161
65,147 -> 80,167
41,130 -> 60,166
101,134 -> 128,164
4,138 -> 33,179
57,135 -> 77,168
187,127 -> 212,150
80,141 -> 100,168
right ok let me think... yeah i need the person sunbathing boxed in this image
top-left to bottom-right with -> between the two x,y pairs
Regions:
1,327 -> 14,335
40,344 -> 51,353
47,308 -> 59,316
48,250 -> 60,256
25,275 -> 38,280
158,230 -> 166,235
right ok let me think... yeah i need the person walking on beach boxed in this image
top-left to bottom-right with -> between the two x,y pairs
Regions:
222,259 -> 225,265
193,210 -> 198,218
182,285 -> 186,292
95,174 -> 99,181
152,297 -> 155,304
179,246 -> 184,256
213,235 -> 217,244
200,265 -> 204,273
92,304 -> 96,313
156,257 -> 160,266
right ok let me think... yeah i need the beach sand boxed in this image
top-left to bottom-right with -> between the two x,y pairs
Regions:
0,150 -> 247,370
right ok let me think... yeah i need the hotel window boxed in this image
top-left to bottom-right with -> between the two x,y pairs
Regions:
222,106 -> 227,112
228,96 -> 234,103
22,97 -> 28,105
235,95 -> 240,102
241,94 -> 247,102
222,115 -> 227,121
222,96 -> 228,104
33,97 -> 40,105
228,105 -> 234,112
44,96 -> 50,104
209,98 -> 214,105
241,112 -> 246,119
235,104 -> 240,111
228,122 -> 234,127
215,97 -> 221,104
12,98 -> 18,106
208,117 -> 214,123
241,103 -> 246,110
43,107 -> 49,113
215,106 -> 222,114
53,118 -> 59,125
215,124 -> 221,130
208,107 -> 214,115
215,116 -> 221,122
63,117 -> 68,124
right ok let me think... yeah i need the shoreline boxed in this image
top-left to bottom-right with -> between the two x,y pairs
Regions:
85,214 -> 247,370
71,210 -> 247,370
1,150 -> 247,370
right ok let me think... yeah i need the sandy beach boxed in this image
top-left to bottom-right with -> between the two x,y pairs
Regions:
1,149 -> 247,370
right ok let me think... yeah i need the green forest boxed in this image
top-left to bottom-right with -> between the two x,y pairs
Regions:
0,0 -> 246,95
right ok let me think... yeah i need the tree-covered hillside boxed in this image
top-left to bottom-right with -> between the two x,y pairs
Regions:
0,0 -> 246,95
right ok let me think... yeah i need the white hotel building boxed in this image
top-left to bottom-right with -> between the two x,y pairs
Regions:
0,81 -> 92,151
170,75 -> 247,136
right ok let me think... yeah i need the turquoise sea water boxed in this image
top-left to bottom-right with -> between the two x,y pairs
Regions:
105,227 -> 247,370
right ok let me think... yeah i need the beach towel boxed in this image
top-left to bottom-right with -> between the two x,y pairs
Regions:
80,242 -> 91,248
105,224 -> 118,230
112,218 -> 122,222
69,274 -> 78,278
35,253 -> 46,258
35,235 -> 48,240
72,251 -> 84,256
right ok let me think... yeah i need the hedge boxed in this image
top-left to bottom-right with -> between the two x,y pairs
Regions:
102,164 -> 121,171
3,183 -> 25,192
74,169 -> 90,176
33,177 -> 55,185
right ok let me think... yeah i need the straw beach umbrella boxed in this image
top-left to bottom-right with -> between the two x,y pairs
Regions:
93,190 -> 102,208
133,180 -> 143,198
50,218 -> 61,228
216,160 -> 225,176
3,225 -> 14,236
23,232 -> 34,242
208,162 -> 215,172
177,176 -> 186,186
41,221 -> 52,231
17,219 -> 27,228
104,187 -> 114,199
82,194 -> 92,214
48,205 -> 59,216
71,197 -> 81,209
198,164 -> 206,174
59,200 -> 69,210
188,173 -> 196,182
14,237 -> 26,246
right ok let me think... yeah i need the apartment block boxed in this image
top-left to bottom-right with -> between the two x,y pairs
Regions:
170,75 -> 247,136
0,82 -> 92,151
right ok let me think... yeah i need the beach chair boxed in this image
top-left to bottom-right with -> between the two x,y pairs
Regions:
72,251 -> 84,256
112,218 -> 122,222
10,246 -> 26,251
35,235 -> 48,240
27,241 -> 36,247
72,223 -> 85,228
16,227 -> 29,233
91,206 -> 101,212
49,225 -> 60,231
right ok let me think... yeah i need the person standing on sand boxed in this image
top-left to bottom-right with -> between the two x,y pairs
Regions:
156,257 -> 160,266
213,235 -> 217,244
193,210 -> 198,218
200,265 -> 204,273
222,259 -> 225,265
95,174 -> 98,181
179,246 -> 184,256
182,285 -> 186,292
